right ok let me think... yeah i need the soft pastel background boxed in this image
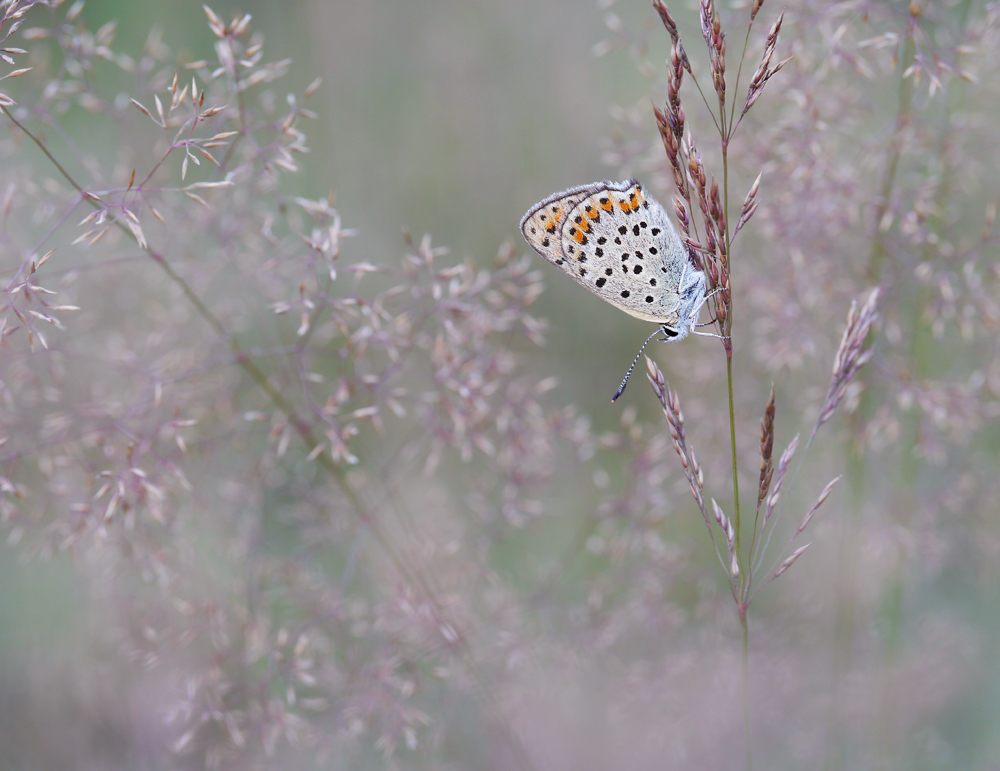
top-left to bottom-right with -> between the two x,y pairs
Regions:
1,0 -> 997,769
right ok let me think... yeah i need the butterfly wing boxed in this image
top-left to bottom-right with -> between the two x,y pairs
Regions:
558,180 -> 689,325
520,182 -> 600,269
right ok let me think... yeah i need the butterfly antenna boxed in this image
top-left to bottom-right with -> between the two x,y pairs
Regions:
612,327 -> 662,402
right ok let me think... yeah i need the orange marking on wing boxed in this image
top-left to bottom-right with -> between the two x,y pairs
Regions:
585,207 -> 601,220
571,228 -> 586,243
599,198 -> 613,212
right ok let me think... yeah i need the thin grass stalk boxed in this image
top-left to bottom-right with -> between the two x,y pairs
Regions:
718,52 -> 751,767
841,11 -> 913,769
873,6 -> 971,765
743,614 -> 752,771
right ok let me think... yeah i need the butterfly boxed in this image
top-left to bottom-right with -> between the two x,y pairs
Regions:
520,179 -> 709,400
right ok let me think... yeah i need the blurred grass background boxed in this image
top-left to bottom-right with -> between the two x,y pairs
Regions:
2,0 -> 999,769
